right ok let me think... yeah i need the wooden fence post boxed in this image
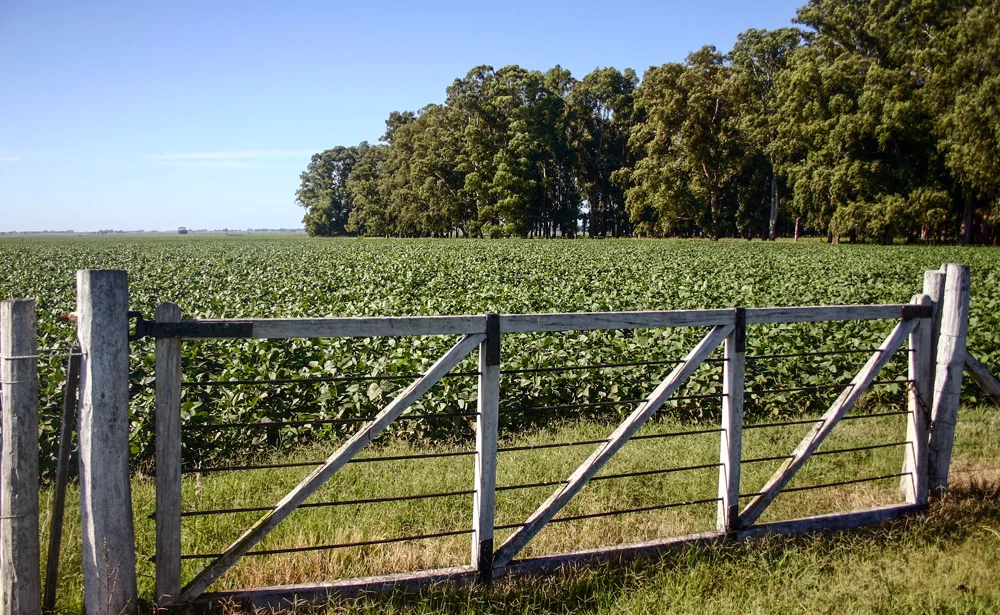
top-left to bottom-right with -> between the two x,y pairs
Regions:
154,303 -> 182,605
472,314 -> 499,582
718,308 -> 744,533
1,299 -> 41,615
927,263 -> 971,498
901,294 -> 932,505
76,270 -> 137,614
923,269 -> 946,363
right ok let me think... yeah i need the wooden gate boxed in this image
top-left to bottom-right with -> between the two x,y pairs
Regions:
138,297 -> 944,606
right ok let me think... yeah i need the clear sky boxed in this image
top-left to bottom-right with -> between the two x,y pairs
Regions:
0,0 -> 805,232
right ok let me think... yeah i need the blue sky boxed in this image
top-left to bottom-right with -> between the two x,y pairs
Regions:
0,0 -> 805,232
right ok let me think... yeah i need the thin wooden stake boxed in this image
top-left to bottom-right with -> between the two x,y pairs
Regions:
492,324 -> 733,569
1,299 -> 41,615
472,314 -> 500,583
901,295 -> 931,505
154,303 -> 183,605
42,346 -> 80,614
739,317 -> 918,528
179,333 -> 485,603
718,308 -> 745,533
928,263 -> 971,497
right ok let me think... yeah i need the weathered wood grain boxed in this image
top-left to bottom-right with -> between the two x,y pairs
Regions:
233,315 -> 485,339
901,294 -> 932,505
499,309 -> 733,333
43,345 -> 80,614
76,270 -> 138,614
928,263 -> 971,496
1,299 -> 40,615
738,503 -> 920,539
745,304 -> 925,324
965,352 -> 1000,408
155,303 -> 183,605
718,309 -> 745,533
471,315 -> 499,582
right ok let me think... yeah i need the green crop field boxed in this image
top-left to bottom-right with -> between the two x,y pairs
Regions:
2,235 -> 999,613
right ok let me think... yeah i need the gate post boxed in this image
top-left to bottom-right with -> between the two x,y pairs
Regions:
76,270 -> 137,614
718,307 -> 745,533
1,299 -> 41,615
154,303 -> 183,605
471,314 -> 499,582
927,263 -> 971,498
901,294 -> 932,505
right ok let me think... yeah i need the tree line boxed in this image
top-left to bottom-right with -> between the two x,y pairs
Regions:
296,0 -> 1000,244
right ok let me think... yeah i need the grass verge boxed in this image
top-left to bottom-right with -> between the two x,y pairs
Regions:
40,404 -> 998,613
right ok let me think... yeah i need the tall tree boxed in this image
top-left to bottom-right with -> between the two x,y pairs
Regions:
295,145 -> 359,236
932,0 -> 1000,243
625,48 -> 745,239
771,0 -> 956,243
729,28 -> 804,239
568,67 -> 638,237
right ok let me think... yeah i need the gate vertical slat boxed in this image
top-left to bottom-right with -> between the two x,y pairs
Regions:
472,313 -> 500,582
902,294 -> 933,505
154,302 -> 183,605
718,308 -> 745,533
928,263 -> 972,497
1,299 -> 41,615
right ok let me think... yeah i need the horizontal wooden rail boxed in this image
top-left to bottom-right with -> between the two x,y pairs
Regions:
745,304 -> 930,324
143,303 -> 931,340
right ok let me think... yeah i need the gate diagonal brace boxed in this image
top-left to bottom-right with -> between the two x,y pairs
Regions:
128,311 -> 252,341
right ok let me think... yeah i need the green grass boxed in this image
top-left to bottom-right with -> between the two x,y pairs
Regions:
40,404 -> 999,613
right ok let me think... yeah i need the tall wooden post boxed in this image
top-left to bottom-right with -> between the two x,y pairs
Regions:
901,294 -> 932,505
471,314 -> 499,582
922,269 -> 946,366
76,271 -> 137,614
927,263 -> 971,498
154,303 -> 182,605
1,299 -> 41,615
718,307 -> 745,533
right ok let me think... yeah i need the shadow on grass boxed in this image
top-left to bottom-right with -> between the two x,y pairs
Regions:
201,482 -> 1000,615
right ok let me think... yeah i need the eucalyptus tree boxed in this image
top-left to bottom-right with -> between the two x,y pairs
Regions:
625,47 -> 745,239
931,0 -> 1000,243
345,143 -> 391,236
296,145 -> 359,236
568,67 -> 638,237
771,0 -> 953,243
729,28 -> 803,239
447,64 -> 576,237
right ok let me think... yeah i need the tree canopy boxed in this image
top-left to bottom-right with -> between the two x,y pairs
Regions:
298,0 -> 1000,244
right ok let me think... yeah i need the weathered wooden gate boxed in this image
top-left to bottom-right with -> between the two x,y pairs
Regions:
138,291 -> 956,607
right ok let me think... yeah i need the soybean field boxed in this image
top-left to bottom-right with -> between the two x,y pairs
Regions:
3,235 -> 999,472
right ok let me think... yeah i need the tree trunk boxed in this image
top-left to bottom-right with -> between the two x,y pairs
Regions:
960,198 -> 974,245
768,172 -> 778,241
794,216 -> 801,242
